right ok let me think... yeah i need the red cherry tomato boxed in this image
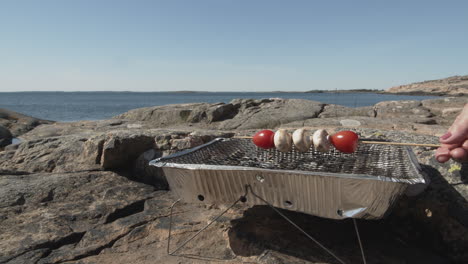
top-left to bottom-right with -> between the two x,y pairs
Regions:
330,131 -> 359,153
252,130 -> 275,149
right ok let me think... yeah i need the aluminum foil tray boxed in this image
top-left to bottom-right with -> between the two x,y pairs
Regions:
150,138 -> 426,220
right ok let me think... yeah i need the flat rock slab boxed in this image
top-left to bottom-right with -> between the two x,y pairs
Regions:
0,171 -> 157,263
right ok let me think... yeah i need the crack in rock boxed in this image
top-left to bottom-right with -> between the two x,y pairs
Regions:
104,200 -> 146,224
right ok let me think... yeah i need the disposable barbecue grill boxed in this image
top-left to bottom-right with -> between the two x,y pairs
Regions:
150,137 -> 428,263
151,137 -> 426,220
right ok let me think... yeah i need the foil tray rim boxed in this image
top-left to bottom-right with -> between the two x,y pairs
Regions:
149,137 -> 426,185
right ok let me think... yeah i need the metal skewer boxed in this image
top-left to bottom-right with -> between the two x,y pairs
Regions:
359,141 -> 439,148
233,136 -> 440,148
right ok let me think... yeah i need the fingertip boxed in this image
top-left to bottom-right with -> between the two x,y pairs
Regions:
436,155 -> 450,163
435,147 -> 450,156
435,146 -> 451,163
450,148 -> 468,161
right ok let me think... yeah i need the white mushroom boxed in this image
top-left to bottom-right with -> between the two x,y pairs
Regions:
312,129 -> 331,152
274,129 -> 293,152
292,128 -> 312,152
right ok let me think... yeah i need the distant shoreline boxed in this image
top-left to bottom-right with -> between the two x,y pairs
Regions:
379,91 -> 467,97
1,90 -> 382,93
1,90 -> 466,97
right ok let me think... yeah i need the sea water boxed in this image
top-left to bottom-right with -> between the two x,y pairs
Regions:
0,92 -> 439,122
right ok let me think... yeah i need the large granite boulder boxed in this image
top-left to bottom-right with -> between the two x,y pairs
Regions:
374,100 -> 434,119
115,98 -> 325,130
0,132 -> 157,173
216,98 -> 324,130
0,125 -> 234,175
132,130 -> 235,189
111,97 -> 463,136
0,134 -> 104,173
318,105 -> 375,118
113,102 -> 237,127
0,131 -> 155,174
100,133 -> 155,169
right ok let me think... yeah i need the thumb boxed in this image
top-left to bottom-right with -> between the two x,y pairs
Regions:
440,104 -> 468,144
440,126 -> 468,144
440,129 -> 467,144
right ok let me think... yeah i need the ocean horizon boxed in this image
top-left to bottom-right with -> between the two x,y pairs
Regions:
0,91 -> 440,122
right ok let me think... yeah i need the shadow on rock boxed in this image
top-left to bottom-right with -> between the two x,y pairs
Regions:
225,157 -> 468,263
228,205 -> 449,264
385,164 -> 468,263
460,162 -> 468,184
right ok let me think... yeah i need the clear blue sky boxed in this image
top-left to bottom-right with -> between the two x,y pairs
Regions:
1,0 -> 467,92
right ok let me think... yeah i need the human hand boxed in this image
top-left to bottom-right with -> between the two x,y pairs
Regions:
435,103 -> 468,163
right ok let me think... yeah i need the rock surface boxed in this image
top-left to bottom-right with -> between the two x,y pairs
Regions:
386,75 -> 468,96
0,98 -> 467,263
421,97 -> 468,126
0,171 -> 158,264
0,125 -> 12,148
116,98 -> 325,130
113,97 -> 465,137
0,108 -> 53,137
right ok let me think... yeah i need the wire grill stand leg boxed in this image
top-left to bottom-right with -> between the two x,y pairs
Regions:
246,185 -> 347,264
167,195 -> 246,256
167,185 -> 365,264
353,218 -> 367,264
167,198 -> 181,255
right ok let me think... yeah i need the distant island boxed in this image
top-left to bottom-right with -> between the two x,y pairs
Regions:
304,89 -> 383,93
165,76 -> 468,96
278,75 -> 468,96
384,75 -> 468,96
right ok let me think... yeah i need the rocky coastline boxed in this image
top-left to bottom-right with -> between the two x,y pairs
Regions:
386,75 -> 468,96
0,97 -> 467,263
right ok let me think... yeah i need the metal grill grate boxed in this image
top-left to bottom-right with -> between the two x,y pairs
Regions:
164,138 -> 415,180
